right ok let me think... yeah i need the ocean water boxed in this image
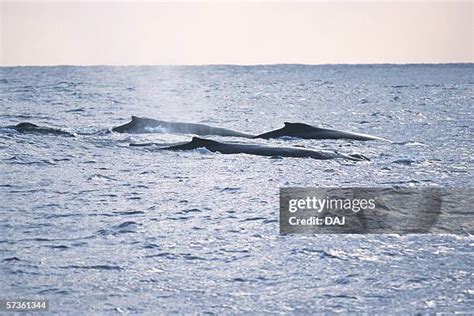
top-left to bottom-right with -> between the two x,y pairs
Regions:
0,64 -> 472,313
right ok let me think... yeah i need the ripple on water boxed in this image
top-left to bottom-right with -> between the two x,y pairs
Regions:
2,257 -> 22,262
96,221 -> 141,236
58,265 -> 123,271
112,210 -> 145,216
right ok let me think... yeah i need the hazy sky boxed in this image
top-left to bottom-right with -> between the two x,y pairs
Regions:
1,1 -> 472,65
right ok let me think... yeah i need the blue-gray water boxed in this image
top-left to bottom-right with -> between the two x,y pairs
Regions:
0,65 -> 473,313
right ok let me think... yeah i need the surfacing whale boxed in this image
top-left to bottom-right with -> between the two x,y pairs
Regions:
131,137 -> 369,161
255,122 -> 386,141
114,116 -> 385,141
112,116 -> 254,138
5,122 -> 74,137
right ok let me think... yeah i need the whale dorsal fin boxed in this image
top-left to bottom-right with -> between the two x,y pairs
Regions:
191,136 -> 204,143
284,122 -> 314,129
190,136 -> 219,147
190,136 -> 208,145
131,115 -> 139,121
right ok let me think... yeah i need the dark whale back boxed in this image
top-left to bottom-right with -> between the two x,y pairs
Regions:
255,122 -> 385,141
7,122 -> 73,136
255,122 -> 322,139
158,137 -> 368,161
162,137 -> 220,151
112,116 -> 254,138
15,122 -> 40,131
112,116 -> 147,133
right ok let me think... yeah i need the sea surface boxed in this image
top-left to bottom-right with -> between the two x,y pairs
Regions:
0,64 -> 473,313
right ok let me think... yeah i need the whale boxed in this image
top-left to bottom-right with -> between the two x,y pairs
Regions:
113,116 -> 385,141
131,137 -> 370,161
254,122 -> 387,141
4,122 -> 74,137
112,116 -> 254,138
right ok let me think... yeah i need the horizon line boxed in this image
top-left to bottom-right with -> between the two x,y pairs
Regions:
1,62 -> 473,68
